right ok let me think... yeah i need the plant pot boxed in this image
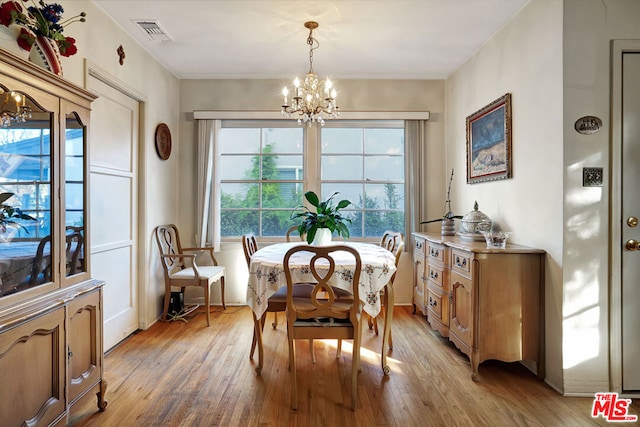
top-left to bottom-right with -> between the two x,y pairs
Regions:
441,219 -> 455,236
311,228 -> 332,246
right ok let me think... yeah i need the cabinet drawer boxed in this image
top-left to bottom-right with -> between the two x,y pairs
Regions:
428,242 -> 445,263
414,236 -> 426,256
452,249 -> 471,274
427,263 -> 444,288
427,286 -> 449,327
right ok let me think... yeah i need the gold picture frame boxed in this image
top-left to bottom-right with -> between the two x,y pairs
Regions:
466,93 -> 512,184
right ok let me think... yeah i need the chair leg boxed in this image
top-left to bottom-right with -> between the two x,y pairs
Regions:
336,339 -> 342,358
220,277 -> 226,310
289,338 -> 297,410
162,288 -> 171,321
272,311 -> 278,329
373,316 -> 379,336
204,284 -> 211,327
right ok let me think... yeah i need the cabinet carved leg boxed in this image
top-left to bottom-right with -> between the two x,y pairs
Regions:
471,352 -> 480,382
97,379 -> 108,411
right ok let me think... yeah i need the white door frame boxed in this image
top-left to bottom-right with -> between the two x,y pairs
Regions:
83,60 -> 149,329
610,40 -> 640,396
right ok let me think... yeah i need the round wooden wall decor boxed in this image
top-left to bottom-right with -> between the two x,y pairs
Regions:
155,123 -> 172,160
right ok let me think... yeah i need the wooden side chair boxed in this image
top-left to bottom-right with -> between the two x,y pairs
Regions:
285,225 -> 305,242
367,231 -> 404,348
65,226 -> 84,276
243,234 -> 315,370
284,244 -> 363,410
154,224 -> 225,326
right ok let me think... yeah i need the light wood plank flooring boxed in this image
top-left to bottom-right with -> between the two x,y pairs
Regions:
70,306 -> 638,426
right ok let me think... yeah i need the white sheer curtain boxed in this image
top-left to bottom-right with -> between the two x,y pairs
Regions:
405,120 -> 427,240
195,119 -> 221,251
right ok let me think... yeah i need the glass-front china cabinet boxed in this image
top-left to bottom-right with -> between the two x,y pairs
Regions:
0,50 -> 106,426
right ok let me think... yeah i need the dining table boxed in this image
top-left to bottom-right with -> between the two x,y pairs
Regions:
246,241 -> 397,375
0,240 -> 40,296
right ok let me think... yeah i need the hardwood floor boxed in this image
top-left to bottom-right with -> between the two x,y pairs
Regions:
70,306 -> 637,426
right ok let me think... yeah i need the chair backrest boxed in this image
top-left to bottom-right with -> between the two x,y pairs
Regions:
65,227 -> 84,275
380,231 -> 404,285
380,230 -> 404,266
155,224 -> 186,275
283,244 -> 361,322
30,235 -> 52,285
241,234 -> 258,268
285,225 -> 305,242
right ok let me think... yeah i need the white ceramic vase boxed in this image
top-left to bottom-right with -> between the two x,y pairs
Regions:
311,228 -> 332,246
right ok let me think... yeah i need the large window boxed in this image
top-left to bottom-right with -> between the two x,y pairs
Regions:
218,120 -> 405,240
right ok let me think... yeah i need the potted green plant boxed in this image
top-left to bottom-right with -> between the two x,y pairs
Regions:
290,191 -> 352,245
1,192 -> 36,241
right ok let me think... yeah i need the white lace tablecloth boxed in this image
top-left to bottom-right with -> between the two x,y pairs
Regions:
247,241 -> 396,319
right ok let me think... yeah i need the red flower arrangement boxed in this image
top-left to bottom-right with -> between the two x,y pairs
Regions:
0,0 -> 85,57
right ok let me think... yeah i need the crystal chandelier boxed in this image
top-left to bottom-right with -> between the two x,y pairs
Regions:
280,21 -> 339,126
0,89 -> 31,128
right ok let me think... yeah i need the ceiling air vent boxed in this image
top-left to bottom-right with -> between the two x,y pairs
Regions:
133,20 -> 173,42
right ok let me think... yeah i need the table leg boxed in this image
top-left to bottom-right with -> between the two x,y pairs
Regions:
253,312 -> 264,374
381,283 -> 394,375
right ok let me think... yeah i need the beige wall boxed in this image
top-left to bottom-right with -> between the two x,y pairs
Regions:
178,79 -> 446,305
562,0 -> 640,394
447,0 -> 640,395
446,0 -> 565,391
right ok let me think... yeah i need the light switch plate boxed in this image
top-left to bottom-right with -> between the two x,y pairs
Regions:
583,167 -> 603,187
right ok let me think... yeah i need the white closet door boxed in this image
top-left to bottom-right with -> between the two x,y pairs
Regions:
88,75 -> 139,351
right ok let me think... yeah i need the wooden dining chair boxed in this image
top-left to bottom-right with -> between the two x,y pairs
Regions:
154,224 -> 226,326
65,226 -> 84,276
284,244 -> 363,410
28,234 -> 52,286
367,231 -> 404,348
243,234 -> 316,370
285,225 -> 305,242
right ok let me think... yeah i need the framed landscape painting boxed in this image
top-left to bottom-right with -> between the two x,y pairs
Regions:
466,93 -> 512,184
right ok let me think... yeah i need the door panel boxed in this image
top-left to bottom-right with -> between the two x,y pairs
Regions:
88,75 -> 139,351
622,52 -> 640,390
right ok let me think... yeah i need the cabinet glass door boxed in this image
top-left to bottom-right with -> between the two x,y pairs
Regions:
0,87 -> 54,296
65,113 -> 86,277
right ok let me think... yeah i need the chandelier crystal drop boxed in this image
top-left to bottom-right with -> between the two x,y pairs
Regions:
280,21 -> 339,126
0,90 -> 31,128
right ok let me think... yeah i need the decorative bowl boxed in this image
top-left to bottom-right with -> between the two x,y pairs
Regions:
481,231 -> 512,249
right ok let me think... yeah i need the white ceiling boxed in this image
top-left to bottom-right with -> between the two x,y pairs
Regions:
93,0 -> 530,80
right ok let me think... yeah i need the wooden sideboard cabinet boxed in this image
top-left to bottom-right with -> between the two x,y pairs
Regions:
0,49 -> 106,426
412,232 -> 545,381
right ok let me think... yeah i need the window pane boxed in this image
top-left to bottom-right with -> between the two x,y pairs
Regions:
321,128 -> 362,153
261,211 -> 296,236
220,128 -> 260,153
262,182 -> 302,208
221,210 -> 258,236
320,184 -> 362,209
364,128 -> 404,154
262,128 -> 303,153
364,184 -> 405,210
265,155 -> 303,181
220,155 -> 254,180
321,155 -> 362,180
364,155 -> 404,181
221,183 -> 258,208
